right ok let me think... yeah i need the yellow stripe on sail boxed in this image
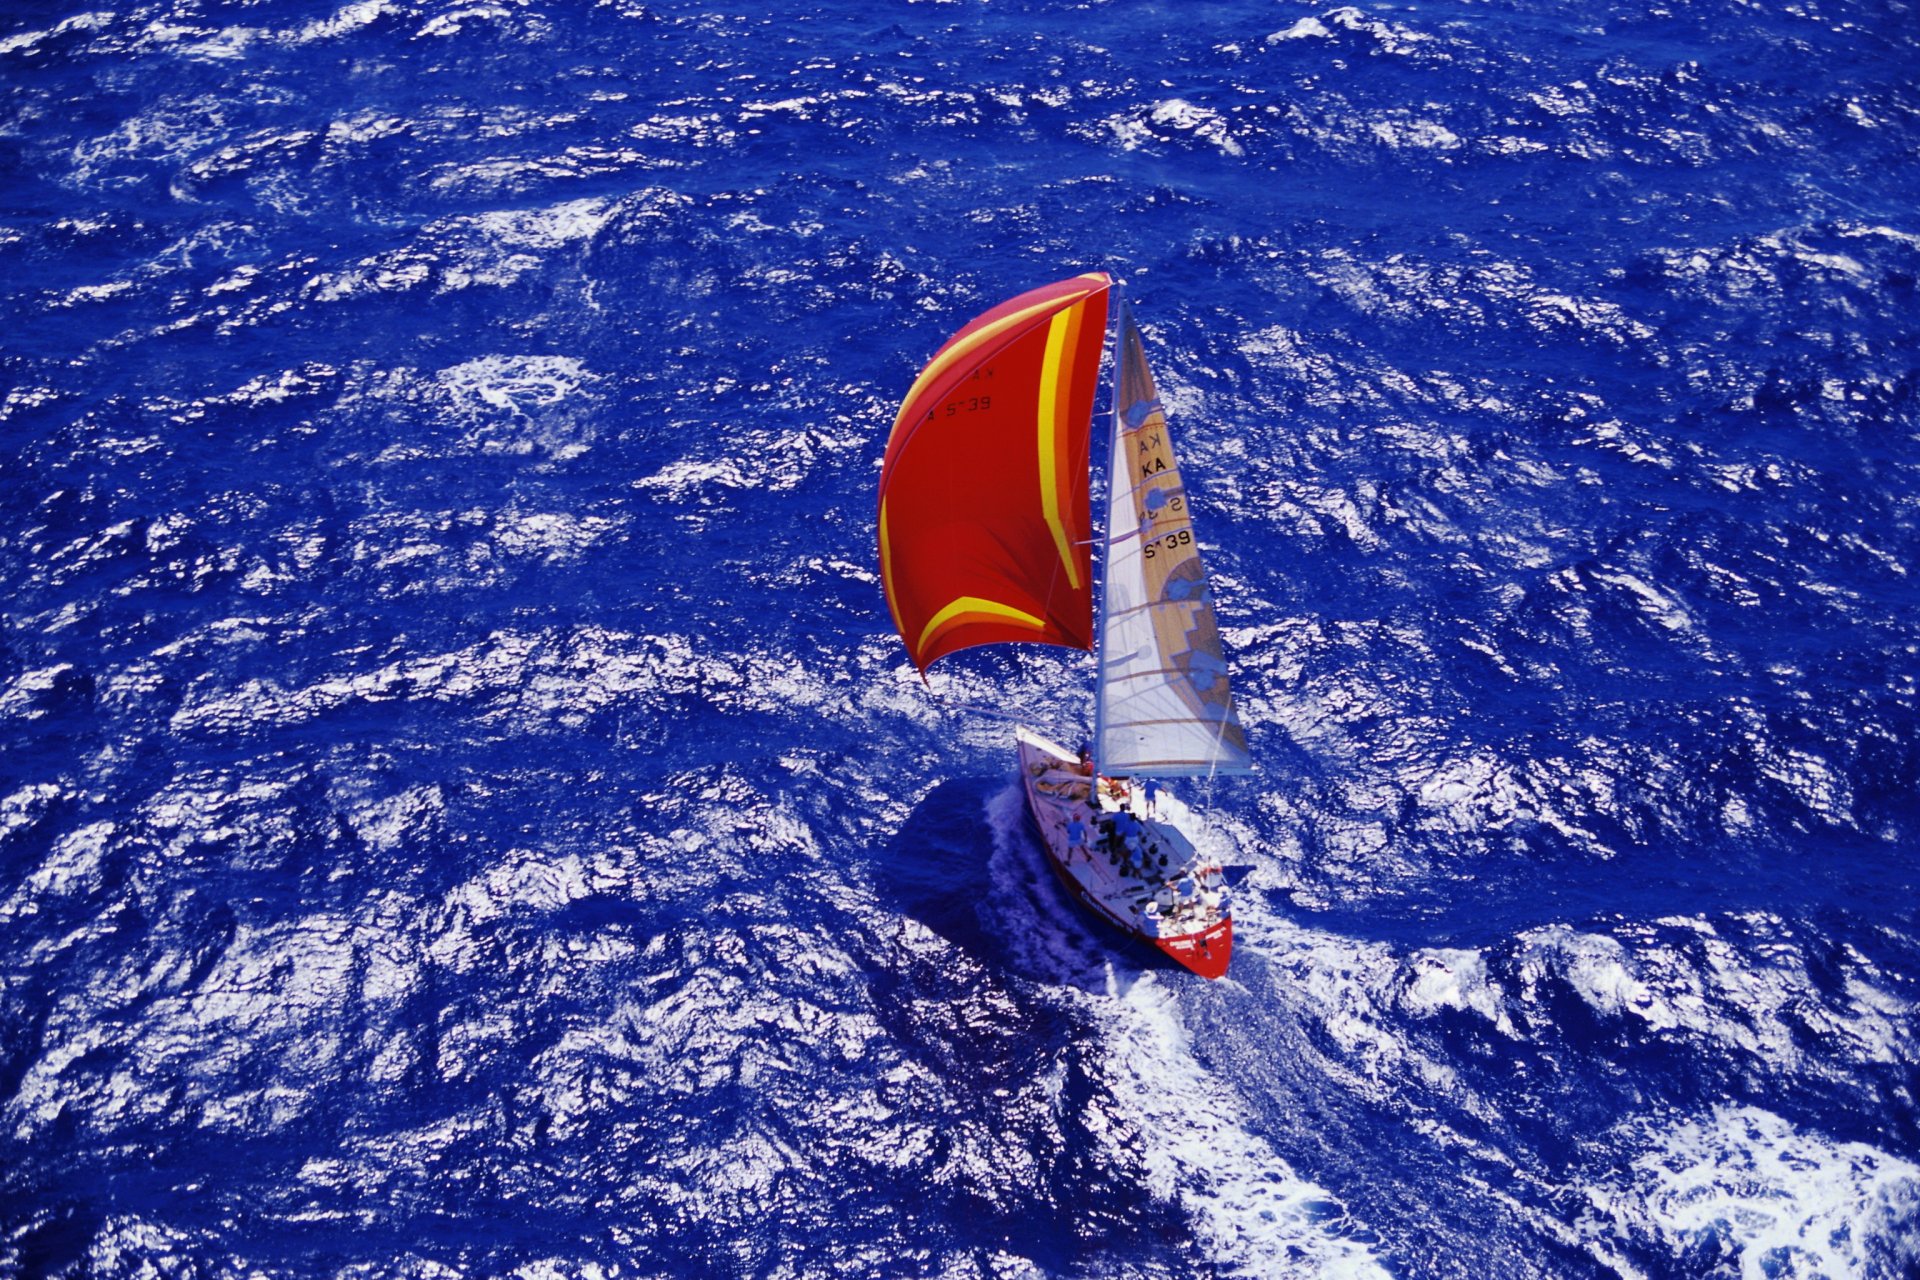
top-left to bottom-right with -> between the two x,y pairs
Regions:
916,595 -> 1046,658
878,499 -> 907,646
1035,305 -> 1082,591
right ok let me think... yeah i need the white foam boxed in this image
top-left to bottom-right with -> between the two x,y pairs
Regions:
1307,246 -> 1653,347
136,20 -> 259,61
339,784 -> 444,854
444,848 -> 595,927
164,624 -> 862,742
0,782 -> 66,844
0,11 -> 111,56
468,196 -> 617,249
984,787 -> 1388,1277
1403,947 -> 1516,1034
291,0 -> 397,44
1268,17 -> 1333,41
337,354 -> 604,460
53,279 -> 136,306
25,821 -> 117,900
1101,100 -> 1245,157
72,1217 -> 208,1276
1757,746 -> 1853,824
1151,99 -> 1245,156
324,111 -> 409,145
489,509 -> 620,563
450,354 -> 587,413
417,6 -> 516,39
1326,6 -> 1433,53
741,96 -> 819,120
1413,751 -> 1530,831
1580,1105 -> 1920,1278
0,664 -> 77,721
1369,117 -> 1461,150
1589,570 -> 1693,632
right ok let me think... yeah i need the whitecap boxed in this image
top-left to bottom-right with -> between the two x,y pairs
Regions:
1267,7 -> 1436,55
1579,1105 -> 1920,1278
1268,17 -> 1333,42
1588,568 -> 1694,632
417,6 -> 520,39
1403,947 -> 1515,1034
1369,117 -> 1462,150
290,0 -> 399,44
0,664 -> 79,721
468,196 -> 618,249
339,354 -> 604,460
1099,99 -> 1245,157
489,510 -> 621,563
0,11 -> 111,57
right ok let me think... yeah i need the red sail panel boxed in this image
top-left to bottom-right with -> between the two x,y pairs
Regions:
878,272 -> 1113,672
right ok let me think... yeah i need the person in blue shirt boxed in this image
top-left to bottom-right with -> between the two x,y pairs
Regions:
1110,810 -> 1146,876
1143,777 -> 1161,818
1065,814 -> 1090,864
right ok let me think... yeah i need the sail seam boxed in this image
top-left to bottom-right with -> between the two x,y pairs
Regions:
1103,599 -> 1211,623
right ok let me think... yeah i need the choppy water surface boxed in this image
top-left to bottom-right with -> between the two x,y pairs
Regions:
2,1 -> 1917,1276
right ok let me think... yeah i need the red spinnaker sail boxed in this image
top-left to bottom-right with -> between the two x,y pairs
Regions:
878,272 -> 1113,672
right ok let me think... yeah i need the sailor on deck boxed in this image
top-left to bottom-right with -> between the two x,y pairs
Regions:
1065,814 -> 1090,864
1111,809 -> 1147,875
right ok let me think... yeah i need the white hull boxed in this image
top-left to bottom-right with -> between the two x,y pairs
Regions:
1014,727 -> 1234,979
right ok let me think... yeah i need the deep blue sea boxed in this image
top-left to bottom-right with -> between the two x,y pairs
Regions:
4,1 -> 1919,1276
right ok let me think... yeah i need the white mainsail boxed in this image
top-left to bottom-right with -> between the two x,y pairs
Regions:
1093,300 -> 1252,778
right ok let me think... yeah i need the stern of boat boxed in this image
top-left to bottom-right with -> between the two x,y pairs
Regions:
1154,916 -> 1233,980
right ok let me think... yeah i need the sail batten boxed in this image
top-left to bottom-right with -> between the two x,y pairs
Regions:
1093,300 -> 1251,778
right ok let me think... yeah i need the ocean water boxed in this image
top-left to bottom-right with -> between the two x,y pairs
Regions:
2,1 -> 1918,1276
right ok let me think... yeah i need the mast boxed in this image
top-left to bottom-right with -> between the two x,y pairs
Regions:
1091,283 -> 1126,779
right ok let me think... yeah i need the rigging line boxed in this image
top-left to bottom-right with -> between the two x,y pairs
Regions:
930,696 -> 1093,730
1202,695 -> 1234,814
945,700 -> 1037,726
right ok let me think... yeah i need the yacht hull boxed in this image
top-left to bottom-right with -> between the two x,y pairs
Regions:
1015,727 -> 1234,980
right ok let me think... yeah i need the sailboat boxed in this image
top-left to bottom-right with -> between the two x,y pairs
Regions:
877,271 -> 1251,979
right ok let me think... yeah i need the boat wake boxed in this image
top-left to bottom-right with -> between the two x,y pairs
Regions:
984,784 -> 1389,1278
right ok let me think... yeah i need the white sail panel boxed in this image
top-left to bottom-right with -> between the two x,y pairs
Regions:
1094,303 -> 1252,778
